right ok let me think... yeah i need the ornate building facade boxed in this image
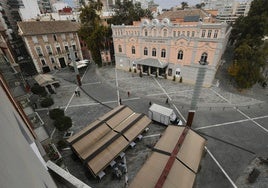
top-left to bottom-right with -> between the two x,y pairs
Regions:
111,9 -> 231,86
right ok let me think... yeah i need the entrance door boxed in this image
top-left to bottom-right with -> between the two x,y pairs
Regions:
59,57 -> 66,68
42,66 -> 50,73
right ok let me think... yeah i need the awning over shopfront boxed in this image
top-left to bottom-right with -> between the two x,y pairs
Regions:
134,58 -> 168,68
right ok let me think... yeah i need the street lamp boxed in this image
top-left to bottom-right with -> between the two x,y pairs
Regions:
69,46 -> 81,86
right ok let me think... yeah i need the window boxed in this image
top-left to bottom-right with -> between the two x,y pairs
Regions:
131,46 -> 135,54
207,30 -> 212,38
191,31 -> 195,37
41,59 -> 46,66
168,68 -> 172,76
200,52 -> 208,64
161,49 -> 166,58
46,45 -> 52,54
42,35 -> 48,42
72,45 -> 76,50
182,31 -> 185,35
118,45 -> 122,53
214,30 -> 218,38
144,29 -> 148,36
163,29 -> 167,37
32,36 -> 38,44
153,29 -> 157,36
65,46 -> 69,52
51,57 -> 55,64
173,31 -> 176,37
175,70 -> 180,76
61,34 -> 66,40
178,31 -> 180,36
177,50 -> 183,60
69,33 -> 74,39
53,34 -> 57,41
144,47 -> 148,56
36,46 -> 43,56
201,30 -> 206,38
152,48 -> 156,57
187,31 -> 190,37
56,46 -> 61,53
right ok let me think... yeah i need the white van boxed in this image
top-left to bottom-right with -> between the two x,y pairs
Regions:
148,103 -> 183,126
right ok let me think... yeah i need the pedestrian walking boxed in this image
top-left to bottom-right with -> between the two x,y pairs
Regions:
166,98 -> 169,104
127,91 -> 130,97
77,91 -> 80,97
149,101 -> 152,106
119,98 -> 122,105
74,91 -> 78,96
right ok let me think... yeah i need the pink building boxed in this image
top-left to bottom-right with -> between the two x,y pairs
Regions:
111,9 -> 231,86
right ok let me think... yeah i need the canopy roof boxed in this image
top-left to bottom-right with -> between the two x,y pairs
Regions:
134,58 -> 168,68
67,105 -> 151,177
129,126 -> 206,188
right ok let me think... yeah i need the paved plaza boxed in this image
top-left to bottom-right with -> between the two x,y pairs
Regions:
36,63 -> 268,188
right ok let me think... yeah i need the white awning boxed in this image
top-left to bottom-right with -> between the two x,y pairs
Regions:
134,58 -> 168,68
34,74 -> 59,87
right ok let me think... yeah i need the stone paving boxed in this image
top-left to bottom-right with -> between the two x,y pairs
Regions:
34,65 -> 267,188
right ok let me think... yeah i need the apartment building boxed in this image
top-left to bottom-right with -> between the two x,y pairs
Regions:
112,9 -> 231,87
216,0 -> 252,23
18,20 -> 82,73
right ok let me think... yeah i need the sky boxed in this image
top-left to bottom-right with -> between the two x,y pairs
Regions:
154,0 -> 202,9
153,0 -> 248,9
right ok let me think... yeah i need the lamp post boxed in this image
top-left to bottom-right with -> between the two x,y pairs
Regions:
69,46 -> 81,86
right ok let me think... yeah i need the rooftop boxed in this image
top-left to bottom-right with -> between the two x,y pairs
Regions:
17,20 -> 80,36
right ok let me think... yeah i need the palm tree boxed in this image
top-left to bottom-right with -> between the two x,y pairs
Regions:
181,2 -> 188,9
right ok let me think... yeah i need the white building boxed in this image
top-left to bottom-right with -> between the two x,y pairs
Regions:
216,0 -> 252,23
19,0 -> 41,21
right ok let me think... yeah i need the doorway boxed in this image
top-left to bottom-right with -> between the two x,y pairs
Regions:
58,57 -> 66,68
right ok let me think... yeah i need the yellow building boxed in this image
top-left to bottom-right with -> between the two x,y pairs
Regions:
111,9 -> 231,87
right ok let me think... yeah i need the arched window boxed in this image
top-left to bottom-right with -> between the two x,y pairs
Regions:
144,29 -> 148,36
118,45 -> 122,53
177,50 -> 183,60
153,29 -> 157,37
132,46 -> 135,54
152,48 -> 156,57
144,47 -> 148,56
161,49 -> 166,58
200,52 -> 208,64
163,29 -> 167,37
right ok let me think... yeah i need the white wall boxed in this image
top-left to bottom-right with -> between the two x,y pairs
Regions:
19,0 -> 41,21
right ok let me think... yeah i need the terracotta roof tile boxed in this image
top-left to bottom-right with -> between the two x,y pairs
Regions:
18,20 -> 80,36
157,9 -> 209,21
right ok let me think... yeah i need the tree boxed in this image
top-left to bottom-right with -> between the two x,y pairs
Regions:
49,108 -> 64,120
40,97 -> 54,107
31,84 -> 47,97
181,2 -> 189,10
78,0 -> 109,66
108,0 -> 152,25
54,116 -> 72,132
195,3 -> 205,9
228,0 -> 268,89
